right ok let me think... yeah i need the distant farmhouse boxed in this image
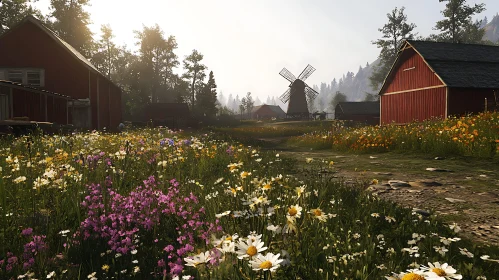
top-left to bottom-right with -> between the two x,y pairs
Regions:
0,16 -> 122,130
334,101 -> 379,126
251,104 -> 286,120
380,40 -> 499,125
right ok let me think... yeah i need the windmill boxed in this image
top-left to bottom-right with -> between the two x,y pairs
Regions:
279,64 -> 319,118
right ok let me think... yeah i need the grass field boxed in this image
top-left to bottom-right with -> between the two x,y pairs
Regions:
1,126 -> 498,279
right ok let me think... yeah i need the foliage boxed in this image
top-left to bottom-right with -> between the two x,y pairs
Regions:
183,50 -> 207,109
49,0 -> 95,58
330,91 -> 347,111
92,24 -> 119,80
434,0 -> 486,43
0,0 -> 44,35
0,129 -> 498,279
370,6 -> 417,91
196,71 -> 218,118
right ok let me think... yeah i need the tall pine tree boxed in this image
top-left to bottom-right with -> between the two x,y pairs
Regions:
197,71 -> 218,117
182,49 -> 206,109
434,0 -> 485,43
49,0 -> 95,58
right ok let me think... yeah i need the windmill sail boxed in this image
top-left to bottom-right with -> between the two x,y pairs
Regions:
278,64 -> 318,118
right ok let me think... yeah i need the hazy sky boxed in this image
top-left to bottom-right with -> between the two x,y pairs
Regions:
33,0 -> 499,102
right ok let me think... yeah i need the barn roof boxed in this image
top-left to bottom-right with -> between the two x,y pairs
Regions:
335,102 -> 380,115
383,40 -> 499,90
252,104 -> 285,115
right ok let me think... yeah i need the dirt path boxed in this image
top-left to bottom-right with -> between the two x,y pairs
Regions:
263,138 -> 499,246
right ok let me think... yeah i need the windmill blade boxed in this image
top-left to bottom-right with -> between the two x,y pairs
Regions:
297,64 -> 316,81
279,68 -> 297,83
279,88 -> 291,103
305,85 -> 319,101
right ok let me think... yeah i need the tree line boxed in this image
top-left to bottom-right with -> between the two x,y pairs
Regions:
0,0 -> 219,120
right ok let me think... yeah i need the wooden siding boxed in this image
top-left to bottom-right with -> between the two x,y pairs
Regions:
381,87 -> 446,124
383,49 -> 444,94
448,88 -> 496,116
11,88 -> 69,124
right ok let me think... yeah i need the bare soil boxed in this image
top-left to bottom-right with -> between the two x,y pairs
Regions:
263,138 -> 499,246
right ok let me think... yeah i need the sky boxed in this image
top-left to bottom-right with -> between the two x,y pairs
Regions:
33,0 -> 499,102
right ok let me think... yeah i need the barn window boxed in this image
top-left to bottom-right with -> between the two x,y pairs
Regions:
0,69 -> 45,87
27,71 -> 42,87
7,70 -> 23,83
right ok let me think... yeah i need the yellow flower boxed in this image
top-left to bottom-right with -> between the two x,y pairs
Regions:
102,264 -> 110,272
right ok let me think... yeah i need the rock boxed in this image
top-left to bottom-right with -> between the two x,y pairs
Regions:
369,156 -> 377,159
426,167 -> 453,172
434,157 -> 445,160
445,197 -> 466,203
388,180 -> 412,188
374,172 -> 393,176
413,208 -> 431,216
479,174 -> 488,178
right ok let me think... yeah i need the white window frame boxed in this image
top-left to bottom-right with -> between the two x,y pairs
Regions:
0,68 -> 45,87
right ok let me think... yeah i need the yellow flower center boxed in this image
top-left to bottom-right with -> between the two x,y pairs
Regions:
431,268 -> 446,276
259,260 -> 272,269
246,246 -> 257,256
313,209 -> 322,216
225,236 -> 232,241
288,207 -> 298,216
263,184 -> 271,190
401,273 -> 425,280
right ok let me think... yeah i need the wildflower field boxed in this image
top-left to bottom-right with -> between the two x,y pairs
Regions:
1,128 -> 498,279
289,112 -> 499,158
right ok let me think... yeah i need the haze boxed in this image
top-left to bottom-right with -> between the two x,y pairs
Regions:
33,0 -> 499,101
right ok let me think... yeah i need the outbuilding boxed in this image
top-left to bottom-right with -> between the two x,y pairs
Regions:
251,104 -> 286,120
334,101 -> 380,125
379,40 -> 499,125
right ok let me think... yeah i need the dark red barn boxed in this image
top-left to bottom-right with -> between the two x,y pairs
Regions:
0,16 -> 122,130
379,40 -> 499,125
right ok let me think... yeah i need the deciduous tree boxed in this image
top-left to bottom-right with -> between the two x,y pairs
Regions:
0,0 -> 44,35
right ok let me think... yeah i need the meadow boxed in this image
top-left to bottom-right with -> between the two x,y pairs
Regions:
0,127 -> 498,280
288,112 -> 499,158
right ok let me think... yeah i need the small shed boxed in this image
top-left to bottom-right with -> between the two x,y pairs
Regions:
144,103 -> 191,129
251,104 -> 286,120
334,102 -> 380,125
379,40 -> 499,125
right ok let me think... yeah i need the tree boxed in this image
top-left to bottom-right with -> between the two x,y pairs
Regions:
244,92 -> 254,119
197,71 -> 218,117
135,25 -> 179,103
364,93 -> 379,102
370,7 -> 417,91
49,0 -> 95,58
0,0 -> 44,35
183,49 -> 206,109
330,91 -> 347,111
92,24 -> 118,79
434,0 -> 485,43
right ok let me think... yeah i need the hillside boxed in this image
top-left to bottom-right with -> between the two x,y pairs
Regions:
484,13 -> 499,43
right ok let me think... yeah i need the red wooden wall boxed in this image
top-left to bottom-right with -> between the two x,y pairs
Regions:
11,88 -> 69,124
381,88 -> 446,124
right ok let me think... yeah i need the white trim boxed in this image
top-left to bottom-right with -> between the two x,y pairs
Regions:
382,85 -> 446,96
402,67 -> 416,71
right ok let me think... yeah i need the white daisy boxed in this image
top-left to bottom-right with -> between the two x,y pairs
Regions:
184,251 -> 212,267
423,262 -> 462,279
286,204 -> 302,221
249,252 -> 283,272
236,236 -> 267,259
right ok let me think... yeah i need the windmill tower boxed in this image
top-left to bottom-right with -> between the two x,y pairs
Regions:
279,64 -> 319,118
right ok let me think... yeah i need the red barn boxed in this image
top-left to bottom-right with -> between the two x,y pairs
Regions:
0,16 -> 121,130
379,40 -> 499,125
